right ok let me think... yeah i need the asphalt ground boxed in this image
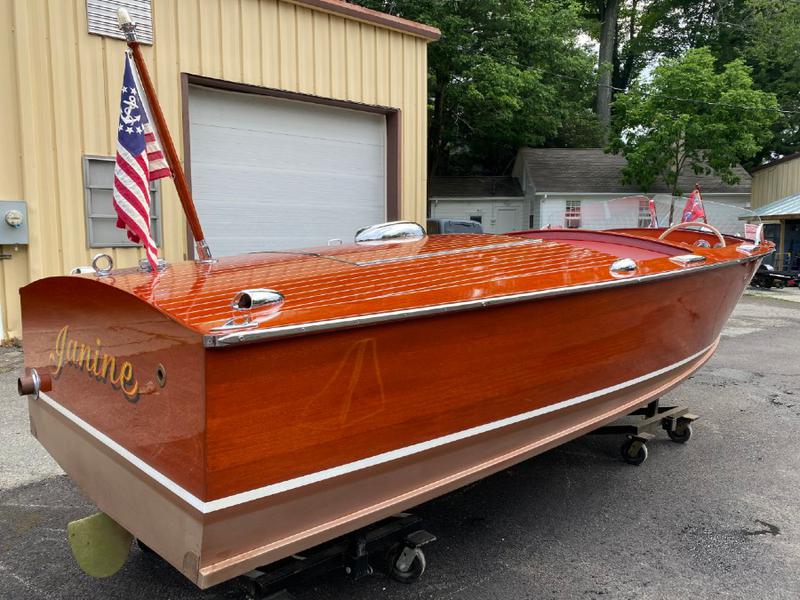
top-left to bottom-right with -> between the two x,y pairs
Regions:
1,291 -> 798,600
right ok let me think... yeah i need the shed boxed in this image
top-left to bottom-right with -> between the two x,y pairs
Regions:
428,176 -> 525,233
0,0 -> 439,339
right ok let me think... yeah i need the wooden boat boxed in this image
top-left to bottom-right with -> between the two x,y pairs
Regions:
15,7 -> 773,591
18,218 -> 771,587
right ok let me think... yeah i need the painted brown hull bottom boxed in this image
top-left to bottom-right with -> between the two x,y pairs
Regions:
29,339 -> 716,589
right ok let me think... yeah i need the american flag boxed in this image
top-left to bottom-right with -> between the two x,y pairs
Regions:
113,53 -> 170,270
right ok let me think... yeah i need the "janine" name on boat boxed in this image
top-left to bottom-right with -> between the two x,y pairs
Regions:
49,325 -> 139,402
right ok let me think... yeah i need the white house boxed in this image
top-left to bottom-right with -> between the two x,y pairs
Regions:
512,148 -> 752,229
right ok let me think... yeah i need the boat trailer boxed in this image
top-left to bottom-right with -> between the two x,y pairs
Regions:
219,513 -> 435,599
592,398 -> 698,465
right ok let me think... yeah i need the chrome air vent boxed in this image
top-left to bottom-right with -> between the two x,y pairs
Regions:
210,289 -> 285,332
232,289 -> 284,311
354,221 -> 425,244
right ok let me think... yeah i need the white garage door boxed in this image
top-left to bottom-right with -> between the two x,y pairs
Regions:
188,86 -> 386,256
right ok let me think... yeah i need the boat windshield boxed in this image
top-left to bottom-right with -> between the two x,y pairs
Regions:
542,195 -> 762,240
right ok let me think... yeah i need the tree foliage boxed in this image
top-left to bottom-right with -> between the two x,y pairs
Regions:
702,0 -> 800,161
586,0 -> 800,162
352,0 -> 599,175
608,48 -> 778,195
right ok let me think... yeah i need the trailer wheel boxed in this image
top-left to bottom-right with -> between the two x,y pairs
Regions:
240,579 -> 261,600
667,422 -> 693,444
387,544 -> 426,584
620,439 -> 648,465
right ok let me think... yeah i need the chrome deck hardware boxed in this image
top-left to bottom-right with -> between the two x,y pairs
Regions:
91,253 -> 114,277
210,289 -> 285,332
70,266 -> 96,275
355,221 -> 425,244
670,254 -> 706,266
609,258 -> 638,277
737,224 -> 764,254
138,258 -> 168,272
232,289 -> 284,311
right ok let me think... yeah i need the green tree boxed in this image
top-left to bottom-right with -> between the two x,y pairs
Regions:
352,0 -> 599,175
607,48 -> 778,195
606,0 -> 800,162
581,0 -> 718,135
704,0 -> 800,161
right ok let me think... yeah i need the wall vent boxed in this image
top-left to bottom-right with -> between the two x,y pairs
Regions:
87,0 -> 153,45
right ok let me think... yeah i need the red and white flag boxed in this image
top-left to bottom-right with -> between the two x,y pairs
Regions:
113,53 -> 170,270
681,186 -> 706,223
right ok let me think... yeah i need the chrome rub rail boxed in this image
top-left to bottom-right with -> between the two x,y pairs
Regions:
203,252 -> 766,348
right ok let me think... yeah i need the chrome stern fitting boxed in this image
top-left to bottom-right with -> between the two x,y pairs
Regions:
18,368 -> 52,399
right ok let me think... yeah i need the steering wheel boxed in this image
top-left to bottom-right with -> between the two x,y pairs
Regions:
658,221 -> 726,248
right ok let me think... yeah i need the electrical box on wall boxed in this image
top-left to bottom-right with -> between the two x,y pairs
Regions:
0,201 -> 29,245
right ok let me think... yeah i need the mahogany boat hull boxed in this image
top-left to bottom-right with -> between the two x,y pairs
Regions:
20,242 -> 760,587
29,339 -> 716,587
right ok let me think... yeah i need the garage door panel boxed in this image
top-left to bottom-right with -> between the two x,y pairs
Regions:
192,165 -> 384,255
191,87 -> 385,145
190,123 -> 385,176
192,164 -> 384,206
188,86 -> 386,256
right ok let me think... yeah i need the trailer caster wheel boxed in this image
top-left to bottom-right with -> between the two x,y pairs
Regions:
387,544 -> 426,584
621,439 -> 648,465
667,422 -> 692,444
241,579 -> 261,600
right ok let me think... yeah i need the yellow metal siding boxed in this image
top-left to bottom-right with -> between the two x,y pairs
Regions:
1,0 -> 431,339
751,159 -> 800,209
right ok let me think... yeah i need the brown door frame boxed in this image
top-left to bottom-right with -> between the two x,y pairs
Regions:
180,73 -> 401,259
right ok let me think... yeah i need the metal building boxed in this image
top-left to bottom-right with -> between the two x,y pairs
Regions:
0,0 -> 439,339
751,153 -> 800,269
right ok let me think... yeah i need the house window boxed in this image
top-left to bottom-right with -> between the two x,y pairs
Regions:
638,197 -> 653,227
87,0 -> 154,44
469,215 -> 483,224
564,200 -> 581,229
83,156 -> 161,248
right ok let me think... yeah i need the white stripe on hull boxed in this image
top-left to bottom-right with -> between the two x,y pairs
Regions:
35,341 -> 714,514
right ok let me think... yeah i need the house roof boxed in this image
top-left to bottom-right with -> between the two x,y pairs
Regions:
750,153 -> 800,174
428,176 -> 524,198
516,148 -> 751,195
752,193 -> 800,218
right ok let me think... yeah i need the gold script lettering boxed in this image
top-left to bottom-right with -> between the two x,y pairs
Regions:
50,325 -> 69,377
49,325 -> 141,403
118,362 -> 139,401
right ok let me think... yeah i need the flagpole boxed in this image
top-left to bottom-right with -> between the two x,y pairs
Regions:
695,183 -> 709,224
117,9 -> 213,263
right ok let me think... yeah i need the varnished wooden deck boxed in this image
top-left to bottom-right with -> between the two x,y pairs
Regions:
83,232 -> 741,334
